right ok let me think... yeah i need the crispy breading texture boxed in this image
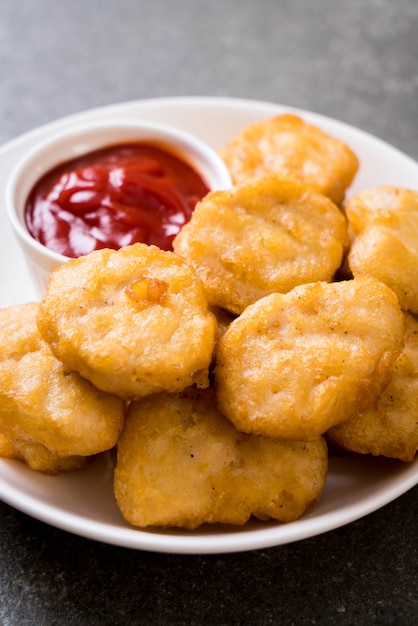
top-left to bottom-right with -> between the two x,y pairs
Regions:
220,114 -> 359,204
37,243 -> 217,399
346,186 -> 418,313
114,388 -> 328,529
215,276 -> 404,441
0,433 -> 90,474
173,177 -> 349,315
328,311 -> 418,462
0,303 -> 125,473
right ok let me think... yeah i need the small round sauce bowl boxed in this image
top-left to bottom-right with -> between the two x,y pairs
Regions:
6,119 -> 232,296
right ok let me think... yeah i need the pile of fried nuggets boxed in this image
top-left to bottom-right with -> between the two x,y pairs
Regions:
1,113 -> 417,530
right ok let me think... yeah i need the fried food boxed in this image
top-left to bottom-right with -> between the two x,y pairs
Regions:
0,433 -> 89,474
210,306 -> 236,344
0,303 -> 125,473
173,177 -> 348,314
220,113 -> 359,204
215,276 -> 404,441
37,243 -> 217,399
327,311 -> 418,462
114,388 -> 328,529
346,186 -> 418,313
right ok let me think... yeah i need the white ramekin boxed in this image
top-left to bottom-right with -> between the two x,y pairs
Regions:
6,119 -> 232,296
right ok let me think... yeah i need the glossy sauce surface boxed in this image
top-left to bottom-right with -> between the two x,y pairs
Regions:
25,143 -> 210,256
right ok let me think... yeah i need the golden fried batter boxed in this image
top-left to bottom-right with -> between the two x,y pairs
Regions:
328,311 -> 418,462
37,244 -> 216,399
0,303 -> 125,473
114,388 -> 328,529
346,186 -> 418,313
215,276 -> 404,441
0,433 -> 89,474
173,177 -> 348,315
220,114 -> 359,204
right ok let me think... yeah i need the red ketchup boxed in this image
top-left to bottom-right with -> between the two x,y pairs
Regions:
24,143 -> 210,257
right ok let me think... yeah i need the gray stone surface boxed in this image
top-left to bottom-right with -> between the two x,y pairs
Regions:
0,1 -> 417,624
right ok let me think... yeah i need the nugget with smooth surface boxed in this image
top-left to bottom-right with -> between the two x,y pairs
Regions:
346,186 -> 418,313
328,311 -> 418,462
114,388 -> 328,529
0,303 -> 125,473
37,244 -> 216,399
220,114 -> 359,204
215,277 -> 404,440
173,177 -> 348,314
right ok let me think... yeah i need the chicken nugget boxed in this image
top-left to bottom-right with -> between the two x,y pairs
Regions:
220,114 -> 359,204
37,243 -> 216,399
114,388 -> 328,529
0,303 -> 125,473
346,186 -> 418,313
328,311 -> 418,462
173,177 -> 348,314
0,433 -> 89,474
215,276 -> 404,441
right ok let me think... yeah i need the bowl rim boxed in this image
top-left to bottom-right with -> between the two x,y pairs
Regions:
5,118 -> 232,264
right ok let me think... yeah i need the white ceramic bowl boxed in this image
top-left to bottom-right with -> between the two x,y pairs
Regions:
6,119 -> 232,296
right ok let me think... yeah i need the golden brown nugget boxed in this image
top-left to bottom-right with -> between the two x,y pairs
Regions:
328,312 -> 418,462
37,244 -> 216,399
215,277 -> 404,441
173,177 -> 348,315
346,186 -> 418,313
220,114 -> 359,204
0,303 -> 125,473
0,433 -> 89,474
114,388 -> 328,529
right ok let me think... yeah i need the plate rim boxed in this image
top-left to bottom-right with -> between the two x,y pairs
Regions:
0,454 -> 417,554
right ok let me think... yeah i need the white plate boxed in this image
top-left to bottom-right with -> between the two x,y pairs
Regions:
0,97 -> 417,554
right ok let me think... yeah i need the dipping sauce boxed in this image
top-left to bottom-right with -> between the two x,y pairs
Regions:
24,143 -> 210,257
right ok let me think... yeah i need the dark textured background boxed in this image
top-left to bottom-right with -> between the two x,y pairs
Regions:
1,1 -> 417,624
